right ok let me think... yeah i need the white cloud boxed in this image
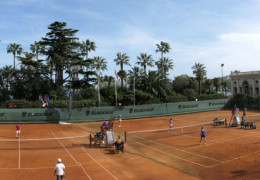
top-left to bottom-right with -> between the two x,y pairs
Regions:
172,32 -> 260,78
117,25 -> 158,52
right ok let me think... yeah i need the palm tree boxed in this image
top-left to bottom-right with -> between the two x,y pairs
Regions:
81,39 -> 97,85
92,56 -> 107,106
155,41 -> 171,73
146,71 -> 159,97
136,53 -> 154,74
204,79 -> 213,93
81,39 -> 96,60
30,41 -> 45,61
7,43 -> 23,69
114,52 -> 130,88
103,75 -> 114,94
213,78 -> 221,92
192,63 -> 207,95
17,52 -> 37,70
161,57 -> 174,79
222,80 -> 228,96
114,52 -> 130,71
117,70 -> 127,89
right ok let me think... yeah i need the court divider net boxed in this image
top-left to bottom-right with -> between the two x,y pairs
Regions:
125,122 -> 213,143
243,114 -> 260,123
0,135 -> 89,150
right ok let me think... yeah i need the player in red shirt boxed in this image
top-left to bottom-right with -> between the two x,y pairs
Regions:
16,124 -> 21,138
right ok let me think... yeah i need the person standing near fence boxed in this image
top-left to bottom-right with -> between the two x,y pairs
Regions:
118,114 -> 122,127
200,127 -> 206,145
243,107 -> 247,116
54,158 -> 65,180
16,124 -> 21,138
168,118 -> 173,132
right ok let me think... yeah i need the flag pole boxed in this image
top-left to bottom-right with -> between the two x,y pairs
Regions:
97,69 -> 100,107
114,71 -> 118,107
134,74 -> 135,106
115,78 -> 118,107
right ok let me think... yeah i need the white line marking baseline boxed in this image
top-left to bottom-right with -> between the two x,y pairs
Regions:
130,133 -> 224,163
0,165 -> 79,170
135,142 -> 215,168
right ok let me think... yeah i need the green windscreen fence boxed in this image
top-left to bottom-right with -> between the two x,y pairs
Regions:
0,99 -> 228,123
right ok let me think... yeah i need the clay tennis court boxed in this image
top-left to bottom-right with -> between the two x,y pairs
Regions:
0,110 -> 259,179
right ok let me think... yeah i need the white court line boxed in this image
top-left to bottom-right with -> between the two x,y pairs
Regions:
207,150 -> 260,168
59,131 -> 93,180
135,142 -> 216,168
81,147 -> 118,180
224,150 -> 260,164
18,137 -> 20,169
0,164 -> 79,170
130,133 -> 224,163
0,135 -> 89,142
186,135 -> 251,150
78,162 -> 93,180
51,131 -> 79,166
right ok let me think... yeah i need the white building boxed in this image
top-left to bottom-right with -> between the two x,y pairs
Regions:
230,71 -> 260,97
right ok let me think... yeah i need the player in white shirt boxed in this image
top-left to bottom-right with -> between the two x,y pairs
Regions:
54,158 -> 65,180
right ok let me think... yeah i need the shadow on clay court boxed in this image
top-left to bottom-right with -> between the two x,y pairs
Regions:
104,149 -> 117,155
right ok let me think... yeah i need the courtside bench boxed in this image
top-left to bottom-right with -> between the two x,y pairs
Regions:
213,118 -> 226,126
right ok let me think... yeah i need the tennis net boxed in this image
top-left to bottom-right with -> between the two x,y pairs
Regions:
126,122 -> 213,142
243,114 -> 260,123
0,135 -> 89,150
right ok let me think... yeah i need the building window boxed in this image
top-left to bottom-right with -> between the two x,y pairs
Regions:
256,88 -> 259,95
256,80 -> 259,84
234,81 -> 237,85
234,87 -> 237,94
242,81 -> 249,94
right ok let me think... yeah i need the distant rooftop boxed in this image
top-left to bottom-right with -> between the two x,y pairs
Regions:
231,71 -> 260,76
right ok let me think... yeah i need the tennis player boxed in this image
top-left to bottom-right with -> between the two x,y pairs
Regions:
54,158 -> 65,180
168,118 -> 173,132
118,114 -> 122,127
200,127 -> 206,145
169,118 -> 173,128
16,124 -> 21,138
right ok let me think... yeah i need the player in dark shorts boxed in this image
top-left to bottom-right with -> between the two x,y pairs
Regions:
200,127 -> 206,145
168,118 -> 173,132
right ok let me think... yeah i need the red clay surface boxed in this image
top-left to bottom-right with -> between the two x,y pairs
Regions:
0,110 -> 259,180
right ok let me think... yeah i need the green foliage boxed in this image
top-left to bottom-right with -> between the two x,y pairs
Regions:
4,99 -> 95,108
197,93 -> 225,101
172,75 -> 190,93
165,93 -> 187,103
135,90 -> 159,104
225,93 -> 255,109
81,87 -> 97,100
183,88 -> 197,101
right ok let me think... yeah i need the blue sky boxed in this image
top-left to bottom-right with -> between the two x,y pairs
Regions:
1,0 -> 260,79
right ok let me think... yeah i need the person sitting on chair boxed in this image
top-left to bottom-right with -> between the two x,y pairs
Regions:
114,135 -> 124,154
101,120 -> 108,132
213,117 -> 218,122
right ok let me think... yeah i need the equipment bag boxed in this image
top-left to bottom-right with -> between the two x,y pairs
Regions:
251,123 -> 256,129
241,120 -> 246,126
